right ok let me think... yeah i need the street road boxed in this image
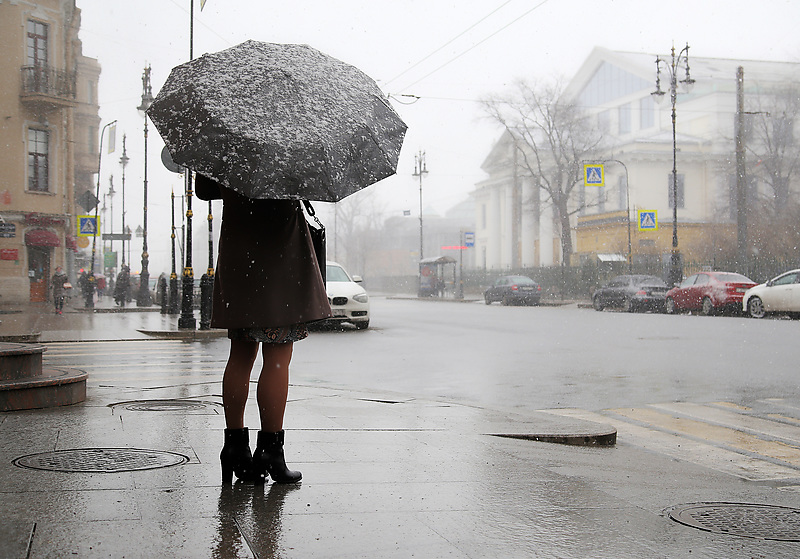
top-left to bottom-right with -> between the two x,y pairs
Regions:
297,298 -> 798,413
41,297 -> 800,483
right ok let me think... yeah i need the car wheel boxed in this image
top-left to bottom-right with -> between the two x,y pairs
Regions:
484,295 -> 492,305
592,296 -> 604,311
748,296 -> 766,319
665,297 -> 676,315
701,297 -> 716,316
354,320 -> 370,330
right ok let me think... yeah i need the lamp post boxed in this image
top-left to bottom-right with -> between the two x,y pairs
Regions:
652,43 -> 695,286
169,189 -> 179,314
119,135 -> 129,268
136,65 -> 154,306
412,151 -> 428,261
178,0 -> 197,329
88,119 -> 118,308
107,175 -> 116,275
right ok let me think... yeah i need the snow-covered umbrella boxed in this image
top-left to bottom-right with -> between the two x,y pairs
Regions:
147,40 -> 407,202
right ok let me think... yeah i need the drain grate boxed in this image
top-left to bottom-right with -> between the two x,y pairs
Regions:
13,448 -> 189,473
669,502 -> 800,541
111,399 -> 220,412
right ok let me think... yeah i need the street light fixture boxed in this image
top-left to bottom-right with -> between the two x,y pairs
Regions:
652,43 -> 695,286
136,65 -> 154,306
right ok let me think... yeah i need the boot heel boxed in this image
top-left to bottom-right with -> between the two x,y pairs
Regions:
253,430 -> 302,484
221,462 -> 233,484
220,427 -> 262,484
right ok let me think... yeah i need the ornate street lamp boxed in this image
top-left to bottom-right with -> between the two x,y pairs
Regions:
652,43 -> 695,286
119,135 -> 129,268
136,65 -> 154,306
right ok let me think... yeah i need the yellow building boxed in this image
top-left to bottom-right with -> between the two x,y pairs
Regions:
0,0 -> 100,303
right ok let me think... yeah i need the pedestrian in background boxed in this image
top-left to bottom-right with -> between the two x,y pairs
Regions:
196,173 -> 330,485
51,266 -> 69,314
114,266 -> 130,307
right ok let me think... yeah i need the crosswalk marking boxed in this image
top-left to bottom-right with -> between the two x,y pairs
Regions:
541,405 -> 800,482
610,406 -> 800,468
650,402 -> 800,445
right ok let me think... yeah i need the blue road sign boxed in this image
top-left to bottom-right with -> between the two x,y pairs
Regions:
638,210 -> 658,231
583,164 -> 604,187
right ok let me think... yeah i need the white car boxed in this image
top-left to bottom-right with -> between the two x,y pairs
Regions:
742,269 -> 800,318
325,261 -> 370,329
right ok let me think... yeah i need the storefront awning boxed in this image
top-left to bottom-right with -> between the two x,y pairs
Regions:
25,228 -> 60,247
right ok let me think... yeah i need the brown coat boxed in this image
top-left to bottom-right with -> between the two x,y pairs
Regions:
196,174 -> 331,329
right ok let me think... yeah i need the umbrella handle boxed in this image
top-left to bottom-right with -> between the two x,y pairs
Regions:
302,200 -> 324,230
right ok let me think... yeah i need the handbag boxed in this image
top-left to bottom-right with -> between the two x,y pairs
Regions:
302,200 -> 326,284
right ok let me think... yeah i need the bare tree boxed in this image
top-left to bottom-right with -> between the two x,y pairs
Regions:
333,188 -> 386,275
482,79 -> 603,264
747,85 -> 800,215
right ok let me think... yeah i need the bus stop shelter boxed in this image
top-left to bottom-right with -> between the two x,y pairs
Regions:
418,255 -> 456,298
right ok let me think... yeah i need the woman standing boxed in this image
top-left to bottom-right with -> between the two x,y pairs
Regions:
196,173 -> 330,484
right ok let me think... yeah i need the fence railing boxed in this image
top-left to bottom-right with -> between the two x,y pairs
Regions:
20,65 -> 77,100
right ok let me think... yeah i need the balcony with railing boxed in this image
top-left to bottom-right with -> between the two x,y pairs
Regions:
20,65 -> 78,111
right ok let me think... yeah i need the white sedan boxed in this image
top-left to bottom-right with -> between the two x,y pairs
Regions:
325,261 -> 370,329
742,269 -> 800,318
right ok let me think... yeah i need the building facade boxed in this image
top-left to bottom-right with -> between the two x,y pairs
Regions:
473,47 -> 800,274
0,0 -> 100,302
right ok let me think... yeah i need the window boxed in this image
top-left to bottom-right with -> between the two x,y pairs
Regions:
28,129 -> 49,192
597,110 -> 611,133
668,173 -> 684,209
618,174 -> 627,210
598,187 -> 606,213
87,80 -> 95,105
88,126 -> 97,155
618,103 -> 631,134
26,20 -> 48,67
639,96 -> 654,129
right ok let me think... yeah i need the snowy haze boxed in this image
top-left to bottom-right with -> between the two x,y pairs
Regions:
74,0 -> 800,276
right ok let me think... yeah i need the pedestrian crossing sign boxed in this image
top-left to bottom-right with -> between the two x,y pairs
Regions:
77,215 -> 99,237
583,164 -> 604,187
638,210 -> 658,231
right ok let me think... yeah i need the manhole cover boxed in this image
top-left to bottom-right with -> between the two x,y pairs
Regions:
13,448 -> 189,473
669,502 -> 800,541
111,399 -> 220,412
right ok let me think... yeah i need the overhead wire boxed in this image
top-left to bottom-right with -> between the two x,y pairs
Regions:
382,0 -> 515,90
395,0 -> 551,93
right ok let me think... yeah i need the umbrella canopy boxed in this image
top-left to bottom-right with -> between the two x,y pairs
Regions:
147,40 -> 407,202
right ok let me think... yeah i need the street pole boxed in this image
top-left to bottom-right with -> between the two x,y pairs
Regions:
88,119 -> 117,308
735,66 -> 748,276
652,43 -> 695,285
168,189 -> 179,314
179,0 -> 197,329
199,200 -> 214,330
413,151 -> 428,298
119,135 -> 128,268
136,65 -> 154,307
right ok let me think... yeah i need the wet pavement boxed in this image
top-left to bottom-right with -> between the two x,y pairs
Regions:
1,299 -> 800,557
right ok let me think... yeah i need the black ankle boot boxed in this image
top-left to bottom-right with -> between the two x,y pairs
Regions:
253,430 -> 302,483
220,428 -> 264,484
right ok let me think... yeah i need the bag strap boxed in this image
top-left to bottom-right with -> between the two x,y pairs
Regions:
302,200 -> 324,230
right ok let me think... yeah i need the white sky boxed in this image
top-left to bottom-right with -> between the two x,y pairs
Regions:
75,0 -> 800,274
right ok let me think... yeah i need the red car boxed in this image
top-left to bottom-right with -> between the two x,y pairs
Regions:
666,271 -> 757,315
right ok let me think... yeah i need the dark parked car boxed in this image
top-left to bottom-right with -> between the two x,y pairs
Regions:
666,271 -> 756,315
484,275 -> 541,306
592,274 -> 669,312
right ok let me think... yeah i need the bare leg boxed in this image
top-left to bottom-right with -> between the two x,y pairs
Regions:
222,339 -> 259,429
257,342 -> 294,432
